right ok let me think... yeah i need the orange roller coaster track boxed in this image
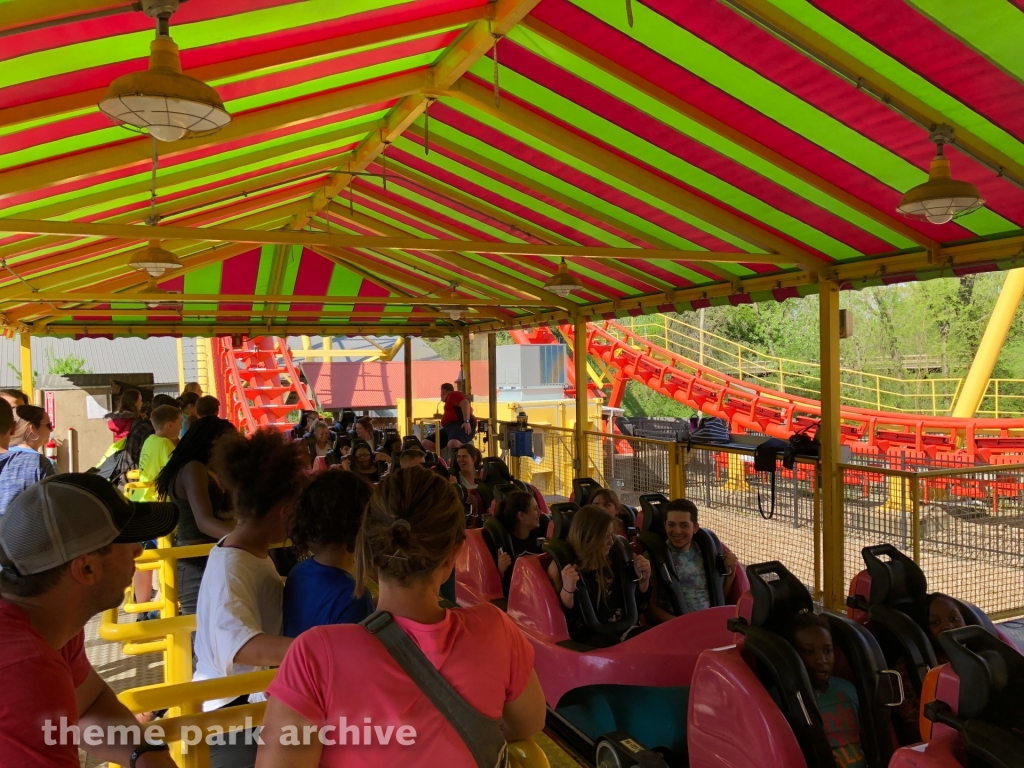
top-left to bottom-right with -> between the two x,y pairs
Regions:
514,320 -> 1024,464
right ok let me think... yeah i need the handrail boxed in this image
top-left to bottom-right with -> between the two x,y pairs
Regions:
837,461 -> 1024,479
113,668 -> 550,768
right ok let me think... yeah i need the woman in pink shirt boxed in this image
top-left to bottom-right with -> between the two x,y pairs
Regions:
258,466 -> 545,768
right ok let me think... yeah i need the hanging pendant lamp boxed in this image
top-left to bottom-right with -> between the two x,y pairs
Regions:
446,283 -> 468,321
897,126 -> 984,225
544,258 -> 584,297
136,277 -> 172,309
128,241 -> 184,278
99,0 -> 230,142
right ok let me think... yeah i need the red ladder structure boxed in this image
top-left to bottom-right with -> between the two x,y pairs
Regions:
215,336 -> 316,434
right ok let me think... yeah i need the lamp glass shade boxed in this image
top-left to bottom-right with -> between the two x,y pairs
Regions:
897,155 -> 984,224
543,260 -> 583,297
137,278 -> 168,309
128,243 -> 183,278
99,37 -> 230,141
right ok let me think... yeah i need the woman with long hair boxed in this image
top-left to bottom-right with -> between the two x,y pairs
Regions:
283,471 -> 375,637
259,467 -> 545,767
495,490 -> 544,594
345,440 -> 382,483
555,505 -> 652,647
155,416 -> 237,615
0,404 -> 55,514
303,420 -> 338,468
195,429 -> 306,768
452,444 -> 492,526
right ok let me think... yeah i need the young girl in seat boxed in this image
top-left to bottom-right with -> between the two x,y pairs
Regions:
552,505 -> 652,647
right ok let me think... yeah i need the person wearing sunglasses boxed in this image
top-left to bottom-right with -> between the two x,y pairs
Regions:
0,403 -> 56,516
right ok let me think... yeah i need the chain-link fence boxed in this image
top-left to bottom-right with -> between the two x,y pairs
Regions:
583,430 -> 674,506
522,423 -> 1024,618
684,445 -> 821,600
840,462 -> 1024,618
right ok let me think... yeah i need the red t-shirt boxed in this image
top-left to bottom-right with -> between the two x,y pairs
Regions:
441,391 -> 470,426
267,604 -> 534,767
0,600 -> 92,768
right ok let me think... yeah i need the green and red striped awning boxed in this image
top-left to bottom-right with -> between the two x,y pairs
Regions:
1,0 -> 1023,337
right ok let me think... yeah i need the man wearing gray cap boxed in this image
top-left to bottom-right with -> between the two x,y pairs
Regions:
0,473 -> 179,768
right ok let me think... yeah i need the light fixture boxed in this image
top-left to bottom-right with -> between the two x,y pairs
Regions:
136,277 -> 171,309
128,241 -> 183,278
897,125 -> 984,225
446,282 -> 468,321
543,258 -> 584,297
98,0 -> 230,143
421,323 -> 444,340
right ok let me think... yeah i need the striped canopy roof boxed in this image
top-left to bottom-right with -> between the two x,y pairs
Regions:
1,0 -> 1023,338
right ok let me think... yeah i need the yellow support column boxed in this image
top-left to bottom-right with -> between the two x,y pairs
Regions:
819,280 -> 845,612
403,335 -> 413,436
952,267 -> 1024,417
175,338 -> 185,393
19,333 -> 32,401
574,317 -> 589,477
488,332 -> 499,458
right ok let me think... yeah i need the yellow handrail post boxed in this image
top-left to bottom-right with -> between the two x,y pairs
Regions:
814,466 -> 822,602
911,478 -> 921,565
995,379 -> 1000,419
875,376 -> 881,411
574,317 -> 589,478
819,279 -> 845,612
669,442 -> 685,500
19,332 -> 33,401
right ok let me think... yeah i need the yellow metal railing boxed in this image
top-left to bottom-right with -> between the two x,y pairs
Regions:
112,667 -> 549,768
620,315 -> 1024,417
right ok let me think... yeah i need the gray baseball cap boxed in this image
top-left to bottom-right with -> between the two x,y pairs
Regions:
0,473 -> 178,575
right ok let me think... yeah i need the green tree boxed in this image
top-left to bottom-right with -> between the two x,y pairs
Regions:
45,350 -> 91,375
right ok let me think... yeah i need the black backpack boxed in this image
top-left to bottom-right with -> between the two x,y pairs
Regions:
754,423 -> 820,520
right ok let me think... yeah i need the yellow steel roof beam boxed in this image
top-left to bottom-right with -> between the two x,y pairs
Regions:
0,218 -> 802,263
453,78 -> 821,271
520,16 -> 937,252
287,0 -> 545,233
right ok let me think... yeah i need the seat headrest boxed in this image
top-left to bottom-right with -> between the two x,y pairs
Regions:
549,502 -> 579,540
483,515 -> 510,548
542,538 -> 576,575
482,457 -> 513,486
862,544 -> 927,609
747,561 -> 814,634
572,477 -> 602,507
492,483 -> 519,506
940,625 -> 1024,720
639,493 -> 670,536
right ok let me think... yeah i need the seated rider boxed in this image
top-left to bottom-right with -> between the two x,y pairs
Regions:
551,505 -> 652,647
451,444 -> 492,527
646,498 -> 737,624
788,612 -> 866,768
892,593 -> 966,742
283,471 -> 375,637
303,420 -> 339,469
590,487 -> 629,536
423,383 -> 474,453
495,491 -> 544,595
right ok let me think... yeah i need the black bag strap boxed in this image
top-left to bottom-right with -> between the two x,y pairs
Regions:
757,467 -> 776,520
361,610 -> 508,768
